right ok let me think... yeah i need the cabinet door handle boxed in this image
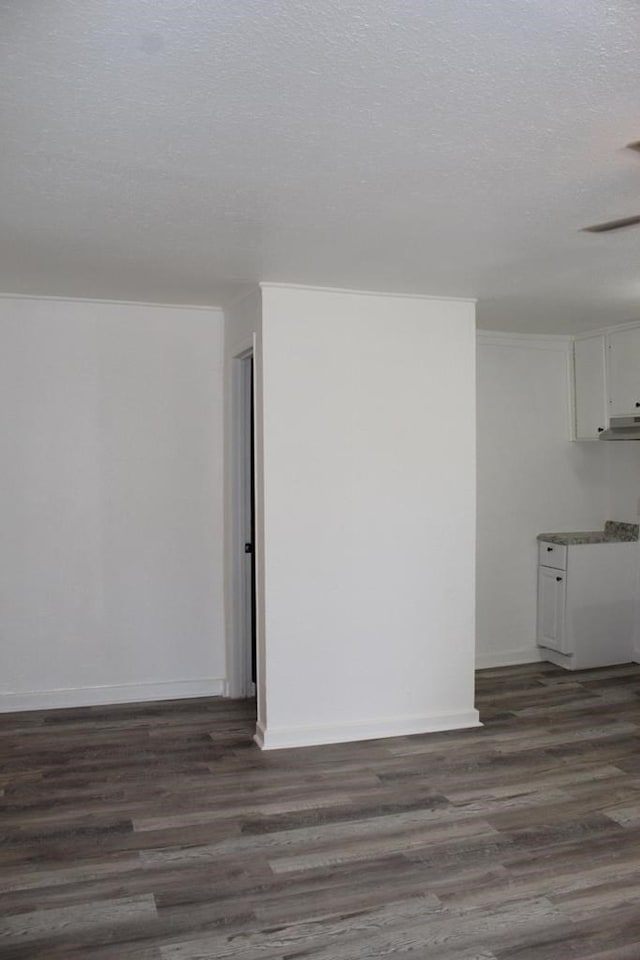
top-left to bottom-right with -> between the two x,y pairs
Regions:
556,576 -> 563,582
597,427 -> 604,432
547,546 -> 553,551
636,402 -> 640,408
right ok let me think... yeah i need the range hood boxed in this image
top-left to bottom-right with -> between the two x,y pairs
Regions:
599,416 -> 640,440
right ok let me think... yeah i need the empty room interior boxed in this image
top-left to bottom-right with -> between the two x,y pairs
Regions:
5,2 -> 640,957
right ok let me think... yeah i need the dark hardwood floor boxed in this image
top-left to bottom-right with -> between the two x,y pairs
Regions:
3,662 -> 640,958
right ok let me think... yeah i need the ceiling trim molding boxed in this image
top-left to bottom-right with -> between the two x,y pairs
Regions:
477,330 -> 571,351
259,281 -> 477,304
573,318 -> 640,339
0,292 -> 223,312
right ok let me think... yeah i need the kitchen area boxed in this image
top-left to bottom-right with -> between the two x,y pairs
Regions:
531,324 -> 640,672
476,323 -> 640,673
536,521 -> 639,669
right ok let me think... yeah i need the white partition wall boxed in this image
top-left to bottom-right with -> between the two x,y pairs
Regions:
256,284 -> 479,749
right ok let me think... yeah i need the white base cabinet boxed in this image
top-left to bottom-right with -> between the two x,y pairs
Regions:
537,540 -> 638,670
537,565 -> 567,654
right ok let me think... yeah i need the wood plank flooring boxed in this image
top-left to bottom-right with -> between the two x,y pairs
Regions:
3,662 -> 640,958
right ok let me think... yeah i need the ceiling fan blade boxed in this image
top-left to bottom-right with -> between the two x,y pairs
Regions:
582,214 -> 640,233
581,142 -> 640,233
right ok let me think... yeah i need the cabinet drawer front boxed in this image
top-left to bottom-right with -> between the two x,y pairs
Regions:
538,541 -> 567,570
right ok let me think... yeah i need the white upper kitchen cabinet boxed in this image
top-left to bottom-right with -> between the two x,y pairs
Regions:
607,326 -> 640,417
573,335 -> 607,440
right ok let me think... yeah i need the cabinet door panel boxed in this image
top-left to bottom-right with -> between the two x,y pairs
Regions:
537,566 -> 567,654
608,328 -> 640,417
574,336 -> 607,439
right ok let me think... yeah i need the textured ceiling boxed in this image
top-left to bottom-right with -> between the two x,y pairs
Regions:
3,1 -> 640,332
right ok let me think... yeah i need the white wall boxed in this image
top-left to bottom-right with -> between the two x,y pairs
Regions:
605,443 -> 640,522
257,285 -> 478,749
0,296 -> 225,710
476,334 -> 608,668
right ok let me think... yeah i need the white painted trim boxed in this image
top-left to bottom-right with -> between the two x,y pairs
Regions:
477,330 -> 571,350
573,318 -> 640,340
254,720 -> 267,749
259,282 -> 477,304
0,292 -> 223,312
479,320 -> 640,343
0,678 -> 225,713
476,646 -> 543,670
254,710 -> 481,751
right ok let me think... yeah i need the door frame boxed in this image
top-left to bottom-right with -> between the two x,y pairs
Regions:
228,342 -> 256,699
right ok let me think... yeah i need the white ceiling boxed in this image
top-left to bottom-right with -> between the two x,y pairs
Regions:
3,1 -> 640,332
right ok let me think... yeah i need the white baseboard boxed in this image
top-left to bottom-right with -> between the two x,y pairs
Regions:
476,646 -> 543,670
254,720 -> 267,749
0,677 -> 225,713
254,709 -> 481,751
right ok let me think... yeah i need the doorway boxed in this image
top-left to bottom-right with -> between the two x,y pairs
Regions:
230,351 -> 257,701
247,357 -> 257,693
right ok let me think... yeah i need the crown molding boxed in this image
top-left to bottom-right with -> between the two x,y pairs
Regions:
259,282 -> 477,304
573,318 -> 640,339
477,330 -> 571,350
0,292 -> 222,312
